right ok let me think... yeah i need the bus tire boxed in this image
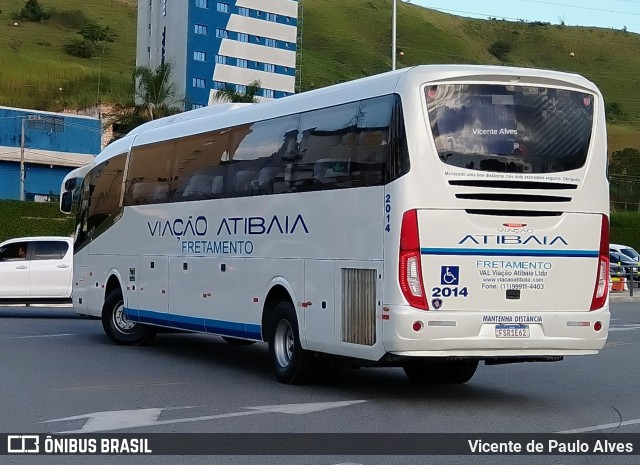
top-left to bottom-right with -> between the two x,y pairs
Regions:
268,301 -> 316,384
222,336 -> 256,346
403,361 -> 478,384
101,288 -> 156,345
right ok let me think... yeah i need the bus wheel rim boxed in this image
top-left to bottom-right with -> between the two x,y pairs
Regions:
113,302 -> 136,333
274,319 -> 294,368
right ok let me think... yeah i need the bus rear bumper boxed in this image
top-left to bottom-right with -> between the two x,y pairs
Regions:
382,305 -> 610,356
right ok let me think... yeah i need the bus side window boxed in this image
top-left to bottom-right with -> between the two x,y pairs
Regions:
296,102 -> 359,191
182,175 -> 213,198
258,166 -> 285,195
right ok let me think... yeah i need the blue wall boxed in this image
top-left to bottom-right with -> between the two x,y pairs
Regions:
0,161 -> 73,200
0,108 -> 100,154
0,107 -> 100,201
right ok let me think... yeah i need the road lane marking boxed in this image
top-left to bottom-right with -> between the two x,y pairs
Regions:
4,333 -> 74,339
43,400 -> 368,433
605,341 -> 632,347
608,323 -> 640,332
557,418 -> 640,433
56,381 -> 189,392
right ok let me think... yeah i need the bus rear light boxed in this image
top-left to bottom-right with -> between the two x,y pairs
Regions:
590,214 -> 609,311
399,210 -> 428,310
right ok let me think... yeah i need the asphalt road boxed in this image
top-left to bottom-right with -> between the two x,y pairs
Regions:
1,300 -> 639,465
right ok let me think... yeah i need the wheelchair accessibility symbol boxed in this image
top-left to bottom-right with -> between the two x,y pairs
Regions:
441,266 -> 459,285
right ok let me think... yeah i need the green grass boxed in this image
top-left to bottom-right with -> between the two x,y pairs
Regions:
0,0 -> 137,110
0,200 -> 73,242
610,212 -> 640,251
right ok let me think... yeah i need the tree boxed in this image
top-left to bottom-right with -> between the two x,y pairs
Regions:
107,63 -> 183,140
64,22 -> 117,59
488,40 -> 512,61
609,147 -> 640,210
134,62 -> 181,120
212,80 -> 262,103
16,0 -> 50,22
77,22 -> 117,47
63,38 -> 93,58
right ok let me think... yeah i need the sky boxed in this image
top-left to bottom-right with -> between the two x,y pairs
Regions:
411,0 -> 640,33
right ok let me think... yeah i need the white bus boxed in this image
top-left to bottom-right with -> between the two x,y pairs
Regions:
61,65 -> 610,384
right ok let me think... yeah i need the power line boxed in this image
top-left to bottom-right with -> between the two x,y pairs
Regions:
520,0 -> 640,16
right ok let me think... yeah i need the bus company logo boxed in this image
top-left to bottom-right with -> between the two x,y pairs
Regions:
458,234 -> 568,246
498,223 -> 533,233
216,214 -> 309,236
147,215 -> 208,241
146,214 -> 309,241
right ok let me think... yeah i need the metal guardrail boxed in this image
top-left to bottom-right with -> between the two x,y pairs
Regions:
610,269 -> 637,296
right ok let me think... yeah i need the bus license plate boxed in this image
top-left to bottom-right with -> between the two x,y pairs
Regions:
495,325 -> 530,338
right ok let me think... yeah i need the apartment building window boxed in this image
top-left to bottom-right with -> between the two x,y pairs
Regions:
215,55 -> 227,64
238,33 -> 248,42
238,7 -> 249,16
193,77 -> 206,88
216,29 -> 228,39
266,13 -> 277,22
193,51 -> 207,61
265,38 -> 277,48
194,24 -> 208,35
195,0 -> 208,8
237,59 -> 248,68
217,2 -> 229,13
213,81 -> 226,90
192,104 -> 205,110
264,63 -> 275,73
236,84 -> 246,93
263,89 -> 274,98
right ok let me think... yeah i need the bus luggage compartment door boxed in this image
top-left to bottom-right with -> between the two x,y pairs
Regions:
417,210 -> 603,312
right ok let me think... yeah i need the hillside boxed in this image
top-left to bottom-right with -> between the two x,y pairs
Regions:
0,0 -> 638,152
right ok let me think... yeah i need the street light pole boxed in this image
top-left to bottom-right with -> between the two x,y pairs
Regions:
392,0 -> 397,70
20,116 -> 25,201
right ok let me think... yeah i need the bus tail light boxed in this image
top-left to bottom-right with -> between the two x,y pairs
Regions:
399,209 -> 428,310
590,214 -> 609,311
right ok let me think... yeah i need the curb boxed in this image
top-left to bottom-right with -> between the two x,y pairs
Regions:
609,293 -> 640,303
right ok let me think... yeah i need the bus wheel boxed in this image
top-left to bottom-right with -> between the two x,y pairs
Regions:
222,336 -> 256,346
101,288 -> 156,345
268,301 -> 316,384
403,361 -> 478,384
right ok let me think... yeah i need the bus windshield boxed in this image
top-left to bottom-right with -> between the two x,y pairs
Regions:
425,84 -> 594,173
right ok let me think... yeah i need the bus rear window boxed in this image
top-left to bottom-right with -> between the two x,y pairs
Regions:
425,84 -> 594,173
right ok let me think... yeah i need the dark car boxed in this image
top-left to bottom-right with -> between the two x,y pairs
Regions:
610,251 -> 640,280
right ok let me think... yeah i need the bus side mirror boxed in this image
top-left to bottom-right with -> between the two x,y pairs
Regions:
60,191 -> 73,214
64,178 -> 77,190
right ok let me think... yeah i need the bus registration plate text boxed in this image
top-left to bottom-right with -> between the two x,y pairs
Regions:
495,324 -> 530,338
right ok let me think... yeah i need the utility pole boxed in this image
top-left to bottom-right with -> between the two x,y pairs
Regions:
392,0 -> 397,71
20,116 -> 25,201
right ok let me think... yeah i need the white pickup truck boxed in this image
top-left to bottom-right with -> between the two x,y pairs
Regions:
0,236 -> 73,303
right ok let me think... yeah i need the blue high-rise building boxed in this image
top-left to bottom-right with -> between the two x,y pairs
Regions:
137,0 -> 299,109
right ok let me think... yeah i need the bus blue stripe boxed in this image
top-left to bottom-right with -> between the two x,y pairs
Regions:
131,308 -> 262,340
420,248 -> 598,258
